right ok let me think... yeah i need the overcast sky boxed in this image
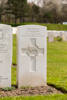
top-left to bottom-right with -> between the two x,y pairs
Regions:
28,0 -> 37,3
27,0 -> 43,7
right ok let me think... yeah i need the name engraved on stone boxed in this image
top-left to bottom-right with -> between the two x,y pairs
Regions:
0,31 -> 3,40
0,31 -> 8,53
21,38 -> 44,72
0,30 -> 6,40
27,28 -> 40,32
21,27 -> 45,36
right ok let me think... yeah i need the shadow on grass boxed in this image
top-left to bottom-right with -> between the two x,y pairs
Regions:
12,63 -> 17,66
48,83 -> 67,93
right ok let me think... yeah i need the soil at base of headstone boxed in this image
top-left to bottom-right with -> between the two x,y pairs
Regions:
0,85 -> 62,97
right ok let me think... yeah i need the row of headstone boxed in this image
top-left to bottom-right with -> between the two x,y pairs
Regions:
48,31 -> 67,42
0,24 -> 47,88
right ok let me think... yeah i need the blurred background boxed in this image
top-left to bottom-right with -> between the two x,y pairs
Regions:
0,0 -> 67,25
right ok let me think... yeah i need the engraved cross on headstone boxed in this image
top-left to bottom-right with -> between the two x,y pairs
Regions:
21,38 -> 44,72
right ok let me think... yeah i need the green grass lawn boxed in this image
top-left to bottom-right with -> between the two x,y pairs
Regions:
43,24 -> 67,31
47,41 -> 67,91
23,22 -> 67,31
12,34 -> 16,65
1,94 -> 67,100
1,34 -> 67,99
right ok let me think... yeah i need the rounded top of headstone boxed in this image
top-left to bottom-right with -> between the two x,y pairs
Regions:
0,24 -> 12,33
0,24 -> 12,29
17,25 -> 47,37
18,25 -> 47,28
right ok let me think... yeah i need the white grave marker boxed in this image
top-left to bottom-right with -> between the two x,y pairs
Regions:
62,31 -> 67,41
48,32 -> 54,42
0,24 -> 12,88
17,25 -> 47,88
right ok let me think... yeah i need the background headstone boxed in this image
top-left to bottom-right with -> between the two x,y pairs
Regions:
62,31 -> 67,41
17,25 -> 47,88
48,32 -> 54,42
0,24 -> 12,88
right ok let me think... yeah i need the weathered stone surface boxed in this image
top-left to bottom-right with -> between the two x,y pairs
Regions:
48,32 -> 54,42
0,24 -> 12,88
62,31 -> 67,41
17,25 -> 47,88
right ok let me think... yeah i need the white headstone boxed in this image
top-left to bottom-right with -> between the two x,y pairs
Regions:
62,31 -> 67,41
17,25 -> 47,88
0,24 -> 12,88
48,32 -> 54,42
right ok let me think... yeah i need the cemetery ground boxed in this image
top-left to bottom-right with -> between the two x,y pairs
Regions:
1,32 -> 67,99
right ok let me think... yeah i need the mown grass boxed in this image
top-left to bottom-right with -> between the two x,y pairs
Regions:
1,94 -> 67,100
12,34 -> 16,65
43,24 -> 67,31
47,41 -> 67,91
11,66 -> 16,86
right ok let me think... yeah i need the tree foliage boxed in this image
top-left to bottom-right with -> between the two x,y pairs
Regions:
6,0 -> 27,23
0,0 -> 67,24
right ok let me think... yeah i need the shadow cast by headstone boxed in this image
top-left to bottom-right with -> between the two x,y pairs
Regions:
12,85 -> 17,88
48,83 -> 67,93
